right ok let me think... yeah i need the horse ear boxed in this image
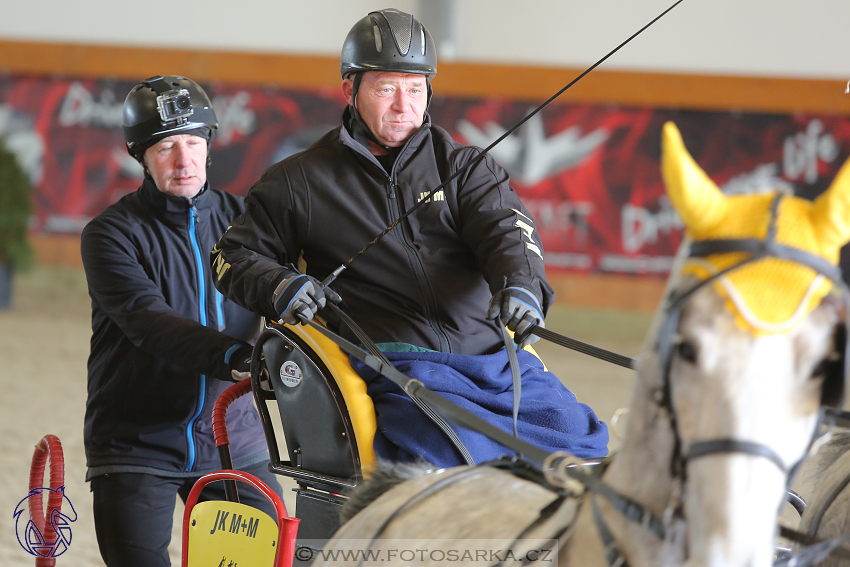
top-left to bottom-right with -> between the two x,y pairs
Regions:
812,155 -> 850,254
661,121 -> 728,233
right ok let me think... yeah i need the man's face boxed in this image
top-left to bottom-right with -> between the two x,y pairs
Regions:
343,71 -> 428,151
143,134 -> 208,198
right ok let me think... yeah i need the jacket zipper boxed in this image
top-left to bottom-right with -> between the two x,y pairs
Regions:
348,127 -> 453,351
385,168 -> 452,352
216,291 -> 224,330
185,204 -> 207,471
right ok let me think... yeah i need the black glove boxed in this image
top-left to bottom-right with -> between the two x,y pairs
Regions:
223,343 -> 254,382
486,287 -> 544,349
272,274 -> 341,325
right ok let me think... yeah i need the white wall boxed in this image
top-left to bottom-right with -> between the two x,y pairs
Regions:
1,0 -> 847,79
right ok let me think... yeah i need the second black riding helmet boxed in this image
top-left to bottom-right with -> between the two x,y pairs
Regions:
122,75 -> 218,162
340,8 -> 437,79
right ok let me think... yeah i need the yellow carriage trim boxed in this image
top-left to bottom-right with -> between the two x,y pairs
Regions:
285,322 -> 378,474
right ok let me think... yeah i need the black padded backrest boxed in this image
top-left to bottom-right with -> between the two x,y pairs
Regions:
262,329 -> 359,479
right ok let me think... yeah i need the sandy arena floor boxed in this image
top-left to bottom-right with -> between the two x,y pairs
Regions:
0,265 -> 656,566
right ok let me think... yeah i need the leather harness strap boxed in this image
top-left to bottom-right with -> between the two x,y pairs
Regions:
686,439 -> 788,473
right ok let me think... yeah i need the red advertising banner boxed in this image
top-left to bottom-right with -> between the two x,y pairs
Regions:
1,75 -> 848,274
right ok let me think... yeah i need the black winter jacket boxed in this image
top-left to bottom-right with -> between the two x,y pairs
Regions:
212,110 -> 554,355
82,179 -> 268,478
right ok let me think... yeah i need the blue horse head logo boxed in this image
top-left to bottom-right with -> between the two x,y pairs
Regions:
13,486 -> 78,558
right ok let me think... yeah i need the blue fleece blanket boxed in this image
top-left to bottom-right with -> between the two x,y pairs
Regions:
351,348 -> 609,468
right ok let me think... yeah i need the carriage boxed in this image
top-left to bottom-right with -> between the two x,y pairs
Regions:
202,315 -> 556,564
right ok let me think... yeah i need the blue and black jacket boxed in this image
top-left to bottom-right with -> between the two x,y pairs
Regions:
81,178 -> 268,478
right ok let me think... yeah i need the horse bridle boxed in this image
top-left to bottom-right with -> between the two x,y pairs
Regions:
577,192 -> 850,567
655,193 -> 849,484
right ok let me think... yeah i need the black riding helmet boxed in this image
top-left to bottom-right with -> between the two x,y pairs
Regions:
340,8 -> 437,79
122,75 -> 218,164
341,9 -> 437,151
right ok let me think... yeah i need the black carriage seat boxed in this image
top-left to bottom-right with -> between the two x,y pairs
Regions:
251,319 -> 377,551
253,319 -> 377,492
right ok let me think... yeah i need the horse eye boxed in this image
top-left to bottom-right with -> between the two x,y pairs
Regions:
676,340 -> 698,364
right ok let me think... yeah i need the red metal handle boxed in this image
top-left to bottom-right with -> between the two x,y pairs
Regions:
181,470 -> 298,567
29,434 -> 64,567
212,379 -> 253,448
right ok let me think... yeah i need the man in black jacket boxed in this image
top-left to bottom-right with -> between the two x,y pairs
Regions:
82,76 -> 282,567
212,11 -> 608,465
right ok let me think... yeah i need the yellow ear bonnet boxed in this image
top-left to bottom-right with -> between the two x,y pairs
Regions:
661,121 -> 850,333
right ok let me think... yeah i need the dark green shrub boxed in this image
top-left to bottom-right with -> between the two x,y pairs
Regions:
0,137 -> 33,270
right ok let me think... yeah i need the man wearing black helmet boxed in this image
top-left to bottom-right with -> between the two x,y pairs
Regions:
213,11 -> 608,466
81,76 -> 282,566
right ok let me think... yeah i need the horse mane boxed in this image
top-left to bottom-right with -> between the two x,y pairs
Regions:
340,460 -> 438,523
810,432 -> 850,477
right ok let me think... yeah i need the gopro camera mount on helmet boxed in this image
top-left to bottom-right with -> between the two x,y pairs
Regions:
122,75 -> 218,162
142,76 -> 194,125
156,88 -> 193,124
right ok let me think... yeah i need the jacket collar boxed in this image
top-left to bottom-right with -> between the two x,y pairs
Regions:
139,176 -> 211,224
341,106 -> 432,172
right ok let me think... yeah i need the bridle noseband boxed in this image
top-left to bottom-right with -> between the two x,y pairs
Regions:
686,439 -> 788,474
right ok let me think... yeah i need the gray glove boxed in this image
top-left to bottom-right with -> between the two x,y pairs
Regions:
273,274 -> 341,325
486,287 -> 544,349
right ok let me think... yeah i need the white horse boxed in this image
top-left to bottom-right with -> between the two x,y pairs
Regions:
311,122 -> 850,567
